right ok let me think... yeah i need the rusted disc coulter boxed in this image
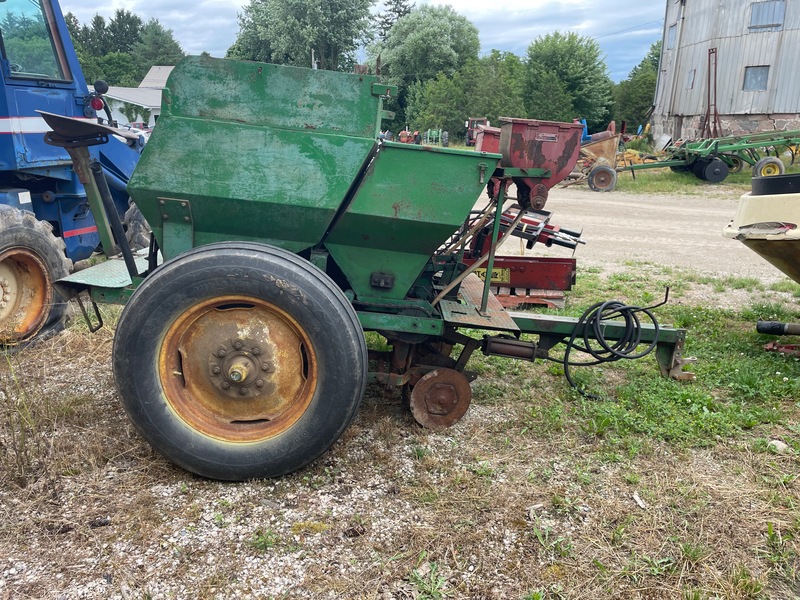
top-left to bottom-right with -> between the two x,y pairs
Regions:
409,368 -> 472,430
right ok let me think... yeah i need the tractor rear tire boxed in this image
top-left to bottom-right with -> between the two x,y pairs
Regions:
0,206 -> 71,346
752,156 -> 785,178
113,242 -> 368,481
587,165 -> 617,192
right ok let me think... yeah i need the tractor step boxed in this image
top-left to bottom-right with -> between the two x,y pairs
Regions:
439,274 -> 520,332
58,249 -> 151,290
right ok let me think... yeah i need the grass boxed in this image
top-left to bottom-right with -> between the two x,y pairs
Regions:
1,263 -> 799,598
613,157 -> 799,196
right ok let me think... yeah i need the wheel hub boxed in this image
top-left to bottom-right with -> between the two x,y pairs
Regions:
0,278 -> 12,309
409,368 -> 472,430
0,248 -> 51,343
207,338 -> 276,399
159,295 -> 317,442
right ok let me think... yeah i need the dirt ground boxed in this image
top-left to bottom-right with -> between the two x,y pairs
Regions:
1,186 -> 798,599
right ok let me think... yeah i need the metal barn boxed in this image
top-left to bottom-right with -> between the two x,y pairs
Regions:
653,0 -> 800,140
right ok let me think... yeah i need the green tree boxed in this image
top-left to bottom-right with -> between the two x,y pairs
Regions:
107,9 -> 143,54
84,15 -> 111,56
405,71 -> 466,135
95,52 -> 139,87
226,4 -> 275,63
374,4 -> 479,130
374,0 -> 414,42
407,51 -> 528,141
226,0 -> 373,71
379,5 -> 479,83
64,12 -> 81,46
613,41 -> 661,129
131,19 -> 185,81
460,51 -> 526,124
525,63 -> 575,122
525,31 -> 612,131
65,11 -> 184,86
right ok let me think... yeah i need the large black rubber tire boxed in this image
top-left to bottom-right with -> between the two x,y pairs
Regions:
752,173 -> 800,196
587,165 -> 617,192
0,206 -> 71,346
112,242 -> 368,481
724,155 -> 744,173
752,156 -> 785,178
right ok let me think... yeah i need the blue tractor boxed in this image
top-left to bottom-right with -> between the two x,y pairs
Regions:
0,0 -> 143,345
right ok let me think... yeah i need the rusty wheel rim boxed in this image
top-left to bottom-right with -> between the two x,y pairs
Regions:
593,170 -> 614,191
159,295 -> 318,443
0,248 -> 52,343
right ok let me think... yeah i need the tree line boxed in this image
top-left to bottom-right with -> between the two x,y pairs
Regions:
65,2 -> 659,142
65,9 -> 185,88
226,0 -> 660,140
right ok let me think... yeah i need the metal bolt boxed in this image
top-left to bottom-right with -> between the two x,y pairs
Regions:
256,379 -> 264,388
3,293 -> 9,302
181,201 -> 187,208
252,347 -> 261,355
228,360 -> 250,382
239,387 -> 248,396
211,366 -> 221,375
184,216 -> 190,222
217,349 -> 227,357
162,214 -> 169,220
221,382 -> 230,390
262,362 -> 273,372
159,200 -> 165,205
233,341 -> 243,350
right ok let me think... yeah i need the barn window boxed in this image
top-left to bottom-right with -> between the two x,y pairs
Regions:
667,24 -> 677,48
750,0 -> 785,31
743,66 -> 769,91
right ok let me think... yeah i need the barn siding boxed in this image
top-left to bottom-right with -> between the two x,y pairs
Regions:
653,0 -> 799,139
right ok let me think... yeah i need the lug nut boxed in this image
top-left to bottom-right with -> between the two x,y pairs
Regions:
217,349 -> 227,357
233,341 -> 243,350
252,347 -> 261,355
221,382 -> 230,390
256,379 -> 264,388
211,366 -> 221,375
239,387 -> 248,396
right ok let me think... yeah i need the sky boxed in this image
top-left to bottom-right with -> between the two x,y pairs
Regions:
60,0 -> 666,82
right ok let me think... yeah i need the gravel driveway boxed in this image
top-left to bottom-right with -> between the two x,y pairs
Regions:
520,186 -> 783,283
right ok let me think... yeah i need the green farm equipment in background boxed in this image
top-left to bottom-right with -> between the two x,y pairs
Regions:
43,56 -> 693,481
581,129 -> 800,192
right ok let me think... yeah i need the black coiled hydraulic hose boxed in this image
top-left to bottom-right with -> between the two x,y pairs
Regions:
556,290 -> 669,398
